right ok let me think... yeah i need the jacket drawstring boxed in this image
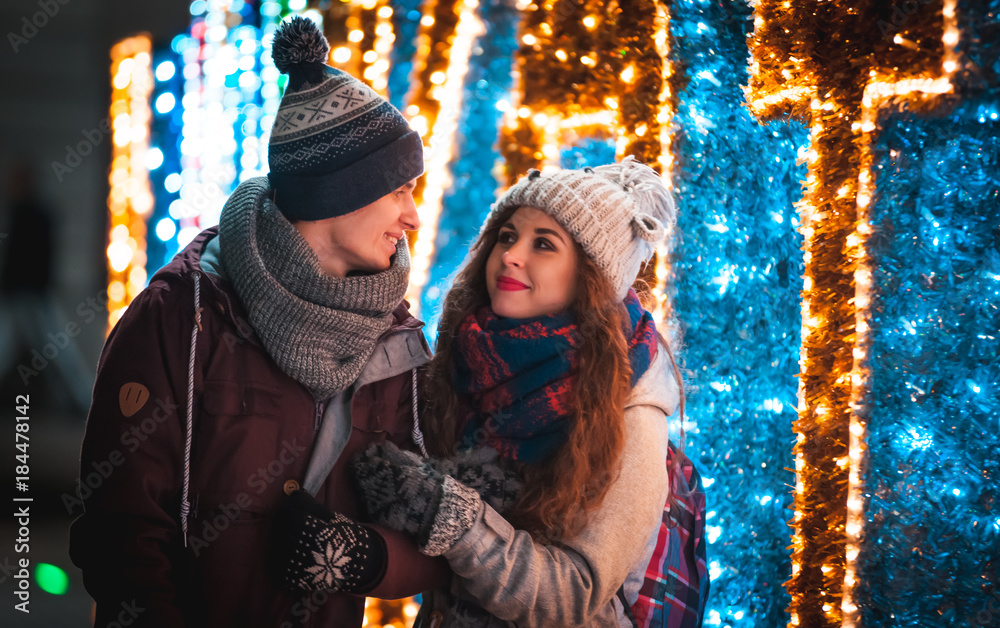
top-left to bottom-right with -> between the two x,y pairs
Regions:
410,368 -> 429,457
181,272 -> 201,546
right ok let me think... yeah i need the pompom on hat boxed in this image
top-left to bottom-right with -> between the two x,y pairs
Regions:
266,16 -> 423,221
485,156 -> 677,300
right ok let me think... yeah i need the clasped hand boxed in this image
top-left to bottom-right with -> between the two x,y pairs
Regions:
271,442 -> 522,592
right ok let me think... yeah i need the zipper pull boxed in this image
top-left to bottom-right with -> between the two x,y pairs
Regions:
314,401 -> 324,435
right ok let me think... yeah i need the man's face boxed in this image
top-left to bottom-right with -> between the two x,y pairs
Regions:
293,180 -> 420,277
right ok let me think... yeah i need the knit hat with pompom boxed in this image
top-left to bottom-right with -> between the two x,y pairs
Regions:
485,156 -> 677,300
266,16 -> 423,220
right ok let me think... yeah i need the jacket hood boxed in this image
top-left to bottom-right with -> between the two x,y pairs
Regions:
627,346 -> 680,418
154,226 -> 217,281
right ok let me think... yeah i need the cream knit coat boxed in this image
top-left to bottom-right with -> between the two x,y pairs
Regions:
414,347 -> 679,627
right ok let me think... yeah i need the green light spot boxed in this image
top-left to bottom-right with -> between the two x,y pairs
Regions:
35,563 -> 68,595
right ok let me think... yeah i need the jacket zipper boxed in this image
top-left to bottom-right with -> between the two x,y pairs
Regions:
314,401 -> 325,435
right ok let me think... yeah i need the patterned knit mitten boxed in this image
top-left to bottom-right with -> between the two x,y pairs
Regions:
426,446 -> 523,515
271,489 -> 387,593
351,442 -> 486,556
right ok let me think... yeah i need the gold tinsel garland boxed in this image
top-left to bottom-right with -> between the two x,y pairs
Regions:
499,0 -> 672,182
500,0 -> 676,318
407,0 -> 462,131
616,0 -> 667,166
747,1 -> 960,627
323,0 -> 395,98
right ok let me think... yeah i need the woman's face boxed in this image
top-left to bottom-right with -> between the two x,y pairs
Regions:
485,206 -> 579,319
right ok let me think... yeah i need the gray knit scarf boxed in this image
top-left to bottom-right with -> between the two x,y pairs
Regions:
218,177 -> 410,400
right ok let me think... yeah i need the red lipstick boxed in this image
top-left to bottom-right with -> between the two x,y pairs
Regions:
496,276 -> 529,291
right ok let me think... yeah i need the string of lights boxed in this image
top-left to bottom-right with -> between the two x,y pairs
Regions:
414,0 -> 522,323
649,0 -> 674,324
748,1 -> 963,626
368,2 -> 397,95
842,4 -> 959,624
106,34 -> 155,327
403,0 -> 483,315
123,0 -> 316,304
500,0 -> 622,181
325,0 -> 395,98
747,3 -> 861,625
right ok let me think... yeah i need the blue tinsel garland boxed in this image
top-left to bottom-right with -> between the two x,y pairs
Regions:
857,91 -> 1000,628
669,1 -> 807,626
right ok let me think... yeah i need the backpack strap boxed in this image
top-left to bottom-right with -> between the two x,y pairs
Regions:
618,585 -> 639,628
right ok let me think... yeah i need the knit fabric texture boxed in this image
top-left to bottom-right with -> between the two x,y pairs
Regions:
420,446 -> 523,514
353,443 -> 523,536
486,156 -> 676,299
351,443 -> 442,543
350,442 -> 484,556
266,16 -> 423,220
453,289 -> 660,464
218,176 -> 409,400
423,476 -> 483,557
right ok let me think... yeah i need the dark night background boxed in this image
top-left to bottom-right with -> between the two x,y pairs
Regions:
1,1 -> 190,624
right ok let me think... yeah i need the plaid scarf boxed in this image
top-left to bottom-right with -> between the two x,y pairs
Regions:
453,289 -> 659,464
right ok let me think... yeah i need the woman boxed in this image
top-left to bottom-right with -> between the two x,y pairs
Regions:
281,157 -> 685,626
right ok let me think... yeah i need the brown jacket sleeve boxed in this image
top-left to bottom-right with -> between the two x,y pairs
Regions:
366,525 -> 449,599
70,283 -> 193,627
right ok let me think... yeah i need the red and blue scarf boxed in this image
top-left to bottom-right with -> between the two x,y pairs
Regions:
453,289 -> 659,464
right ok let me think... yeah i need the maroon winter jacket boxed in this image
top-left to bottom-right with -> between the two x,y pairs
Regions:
70,228 -> 446,627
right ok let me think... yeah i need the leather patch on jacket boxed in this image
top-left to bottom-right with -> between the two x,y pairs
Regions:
119,382 -> 150,417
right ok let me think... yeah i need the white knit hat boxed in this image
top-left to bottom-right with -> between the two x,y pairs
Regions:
486,156 -> 676,300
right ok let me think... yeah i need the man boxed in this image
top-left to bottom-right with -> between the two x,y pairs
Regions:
70,16 -> 444,626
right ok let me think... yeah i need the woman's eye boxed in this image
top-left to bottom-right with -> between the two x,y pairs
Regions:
536,238 -> 553,250
498,231 -> 516,244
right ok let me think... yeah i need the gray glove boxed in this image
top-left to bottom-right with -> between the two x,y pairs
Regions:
424,446 -> 524,514
351,443 -> 523,556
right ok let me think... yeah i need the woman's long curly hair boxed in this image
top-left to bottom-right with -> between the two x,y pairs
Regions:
421,204 -> 636,540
